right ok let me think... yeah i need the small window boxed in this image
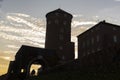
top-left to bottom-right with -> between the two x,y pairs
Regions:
63,21 -> 67,25
88,52 -> 90,55
91,38 -> 94,44
60,28 -> 64,33
92,49 -> 95,53
55,20 -> 59,24
64,14 -> 67,17
113,27 -> 117,30
97,47 -> 101,51
87,40 -> 89,46
83,53 -> 86,57
59,46 -> 63,50
48,21 -> 51,24
62,56 -> 65,60
59,35 -> 63,40
97,35 -> 99,42
113,35 -> 117,43
96,27 -> 99,30
91,30 -> 93,32
21,69 -> 24,73
83,42 -> 85,48
55,13 -> 59,16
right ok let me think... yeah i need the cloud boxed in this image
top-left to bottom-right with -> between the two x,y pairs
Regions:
8,13 -> 30,17
0,32 -> 25,42
3,51 -> 16,54
7,45 -> 19,49
72,21 -> 97,28
0,26 -> 45,37
0,56 -> 11,61
7,15 -> 43,31
114,0 -> 120,1
0,50 -> 15,60
73,14 -> 83,17
0,12 -> 47,63
98,6 -> 120,25
0,13 -> 46,48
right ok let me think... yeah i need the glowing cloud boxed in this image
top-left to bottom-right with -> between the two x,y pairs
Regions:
73,14 -> 83,17
7,45 -> 19,49
3,51 -> 16,54
0,56 -> 11,60
72,21 -> 97,28
7,13 -> 30,17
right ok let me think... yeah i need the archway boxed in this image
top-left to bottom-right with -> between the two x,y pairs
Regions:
30,64 -> 42,76
26,56 -> 46,77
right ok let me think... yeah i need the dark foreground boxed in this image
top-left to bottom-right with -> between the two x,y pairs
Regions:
28,69 -> 120,80
1,66 -> 120,80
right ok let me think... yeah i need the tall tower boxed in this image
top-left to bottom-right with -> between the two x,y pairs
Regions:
45,9 -> 74,63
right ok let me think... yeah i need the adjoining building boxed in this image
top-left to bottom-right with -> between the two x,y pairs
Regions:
77,21 -> 120,66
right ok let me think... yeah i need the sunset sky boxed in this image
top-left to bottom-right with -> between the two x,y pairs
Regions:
0,0 -> 120,75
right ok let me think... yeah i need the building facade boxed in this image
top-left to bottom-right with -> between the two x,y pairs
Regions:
77,21 -> 120,66
7,45 -> 59,79
45,9 -> 74,62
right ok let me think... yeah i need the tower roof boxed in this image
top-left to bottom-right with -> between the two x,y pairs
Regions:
46,8 -> 73,18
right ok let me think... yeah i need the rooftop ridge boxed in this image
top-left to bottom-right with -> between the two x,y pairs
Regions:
46,8 -> 73,18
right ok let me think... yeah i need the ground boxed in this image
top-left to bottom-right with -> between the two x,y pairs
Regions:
27,67 -> 120,80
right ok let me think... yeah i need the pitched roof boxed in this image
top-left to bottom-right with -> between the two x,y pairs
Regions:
46,8 -> 73,18
77,21 -> 120,37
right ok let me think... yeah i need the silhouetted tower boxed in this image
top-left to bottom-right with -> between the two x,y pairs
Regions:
45,9 -> 74,63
